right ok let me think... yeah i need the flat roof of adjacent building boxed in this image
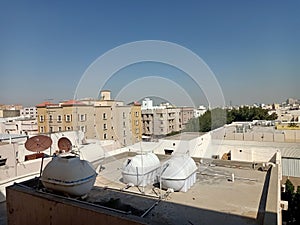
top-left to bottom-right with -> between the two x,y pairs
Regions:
162,132 -> 206,141
95,155 -> 267,224
0,134 -> 27,141
8,153 -> 276,225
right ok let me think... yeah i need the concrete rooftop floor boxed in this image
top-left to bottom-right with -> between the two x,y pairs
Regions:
88,154 -> 268,225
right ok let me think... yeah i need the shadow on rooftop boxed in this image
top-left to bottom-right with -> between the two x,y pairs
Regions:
5,168 -> 277,225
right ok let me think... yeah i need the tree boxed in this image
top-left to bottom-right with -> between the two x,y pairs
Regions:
286,179 -> 295,194
184,118 -> 200,132
199,110 -> 211,132
282,179 -> 296,224
294,187 -> 300,224
184,106 -> 278,133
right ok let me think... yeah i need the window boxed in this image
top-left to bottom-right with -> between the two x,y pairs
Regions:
66,126 -> 72,131
81,126 -> 86,132
135,111 -> 139,117
57,115 -> 62,123
123,130 -> 126,137
50,127 -> 53,133
66,114 -> 72,122
40,126 -> 44,133
49,115 -> 53,122
164,149 -> 173,155
79,114 -> 86,121
103,113 -> 107,120
123,121 -> 126,128
103,123 -> 107,130
135,120 -> 139,126
39,115 -> 44,122
123,112 -> 126,119
103,133 -> 107,139
58,127 -> 62,131
135,128 -> 139,134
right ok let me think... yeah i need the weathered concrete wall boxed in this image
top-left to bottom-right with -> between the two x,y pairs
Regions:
6,185 -> 145,225
213,127 -> 300,143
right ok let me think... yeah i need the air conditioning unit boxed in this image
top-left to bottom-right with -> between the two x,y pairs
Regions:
280,200 -> 288,211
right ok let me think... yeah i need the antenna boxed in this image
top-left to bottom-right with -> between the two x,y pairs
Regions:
58,137 -> 72,152
24,135 -> 53,188
25,135 -> 52,152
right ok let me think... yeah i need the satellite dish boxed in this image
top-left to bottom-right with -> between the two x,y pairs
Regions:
58,137 -> 72,152
25,135 -> 52,152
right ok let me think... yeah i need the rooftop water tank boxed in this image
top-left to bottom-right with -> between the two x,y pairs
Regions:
122,153 -> 160,187
41,155 -> 97,196
160,155 -> 197,192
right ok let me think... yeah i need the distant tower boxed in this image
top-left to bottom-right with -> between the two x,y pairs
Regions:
100,90 -> 111,100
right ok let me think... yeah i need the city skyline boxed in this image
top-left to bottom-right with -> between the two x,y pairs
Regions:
0,1 -> 299,107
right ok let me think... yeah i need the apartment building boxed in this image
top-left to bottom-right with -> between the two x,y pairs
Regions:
141,98 -> 194,137
36,90 -> 142,146
180,107 -> 194,128
20,107 -> 37,118
0,117 -> 38,135
130,102 -> 143,142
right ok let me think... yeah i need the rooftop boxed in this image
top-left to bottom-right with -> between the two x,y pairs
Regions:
6,153 -> 280,225
162,132 -> 206,141
95,155 -> 268,224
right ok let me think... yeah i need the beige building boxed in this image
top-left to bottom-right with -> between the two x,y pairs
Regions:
130,103 -> 143,142
141,98 -> 194,137
36,91 -> 142,146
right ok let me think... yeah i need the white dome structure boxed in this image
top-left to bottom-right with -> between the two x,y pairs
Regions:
41,155 -> 97,196
122,153 -> 160,187
160,155 -> 197,192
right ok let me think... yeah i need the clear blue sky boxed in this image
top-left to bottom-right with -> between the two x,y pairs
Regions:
0,0 -> 299,107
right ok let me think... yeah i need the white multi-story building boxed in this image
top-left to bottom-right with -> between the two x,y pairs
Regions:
0,117 -> 38,135
20,107 -> 37,119
193,105 -> 207,118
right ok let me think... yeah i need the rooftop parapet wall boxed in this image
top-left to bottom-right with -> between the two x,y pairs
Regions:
263,165 -> 281,225
6,184 -> 146,225
211,127 -> 300,143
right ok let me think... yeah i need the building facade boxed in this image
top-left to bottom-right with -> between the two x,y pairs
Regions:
36,91 -> 142,146
0,118 -> 38,135
141,98 -> 194,137
20,107 -> 37,119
